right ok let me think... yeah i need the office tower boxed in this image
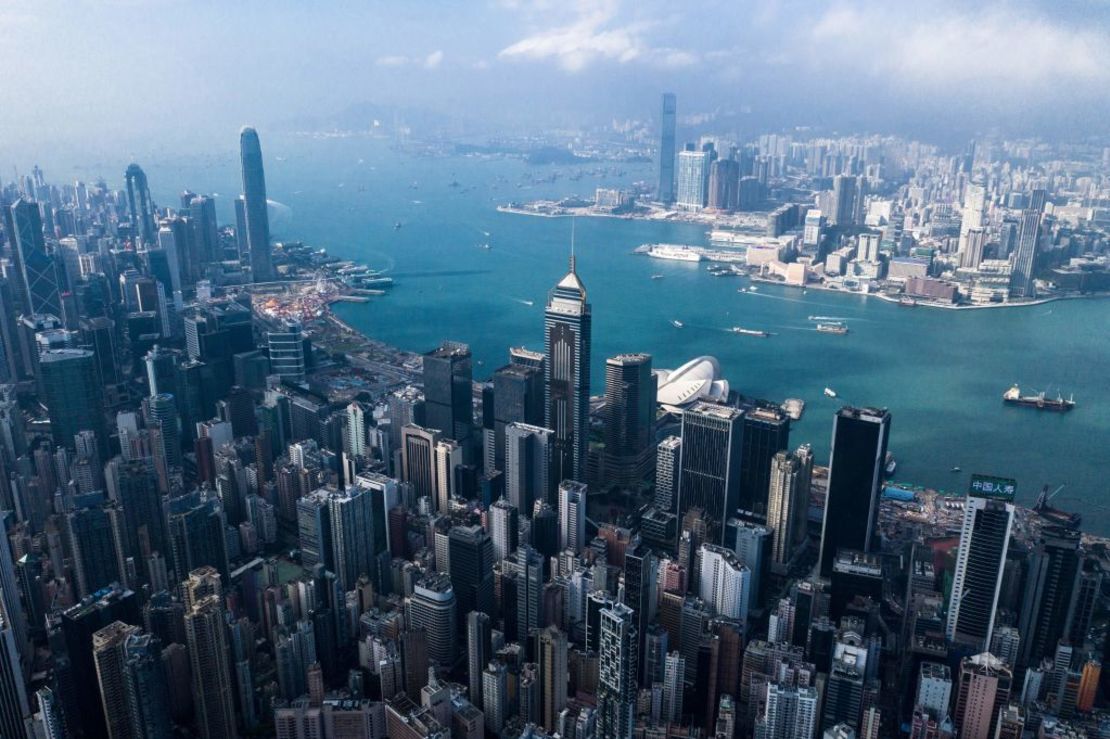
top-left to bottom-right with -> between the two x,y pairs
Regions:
401,424 -> 440,502
544,253 -> 591,485
1018,527 -> 1083,667
954,653 -> 1011,739
962,227 -> 988,270
491,361 -> 544,473
268,319 -> 306,382
35,686 -> 65,739
240,127 -> 274,281
188,194 -> 220,264
423,341 -> 473,450
658,93 -> 677,203
467,612 -> 492,707
148,392 -> 182,470
623,540 -> 654,676
407,573 -> 457,667
707,158 -> 740,211
698,544 -> 750,622
0,520 -> 28,668
6,198 -> 62,316
597,602 -> 638,739
818,407 -> 890,577
1008,208 -> 1041,299
677,401 -> 743,544
916,662 -> 952,721
558,480 -> 587,554
328,484 -> 383,592
274,621 -> 316,701
40,348 -> 107,455
92,621 -> 142,738
432,439 -> 461,512
726,519 -> 771,610
822,638 -> 868,732
344,402 -> 366,460
676,147 -> 711,209
0,613 -> 30,739
654,436 -> 681,512
448,525 -> 495,621
124,163 -> 156,245
737,406 -> 789,523
663,651 -> 685,723
766,445 -> 813,571
505,422 -> 553,515
602,353 -> 656,486
516,545 -> 544,649
185,595 -> 237,739
66,502 -> 123,598
537,626 -> 568,732
482,660 -> 508,734
756,681 -> 819,739
297,489 -> 332,571
489,499 -> 518,562
830,175 -> 859,226
167,494 -> 229,582
946,484 -> 1014,651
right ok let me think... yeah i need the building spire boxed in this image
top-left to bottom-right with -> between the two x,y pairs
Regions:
569,217 -> 576,273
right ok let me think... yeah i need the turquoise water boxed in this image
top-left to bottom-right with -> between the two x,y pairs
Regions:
126,135 -> 1110,532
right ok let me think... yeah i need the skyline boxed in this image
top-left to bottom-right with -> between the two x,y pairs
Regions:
3,0 -> 1110,160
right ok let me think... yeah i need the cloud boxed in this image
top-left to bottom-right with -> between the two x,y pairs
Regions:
374,51 -> 445,70
424,50 -> 444,69
375,55 -> 410,68
498,0 -> 695,72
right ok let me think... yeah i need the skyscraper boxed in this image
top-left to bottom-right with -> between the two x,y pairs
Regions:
537,626 -> 568,732
491,361 -> 544,473
185,595 -> 237,739
1008,208 -> 1041,299
504,422 -> 553,515
946,482 -> 1014,651
1018,526 -> 1082,667
766,445 -> 813,572
658,93 -> 677,204
654,435 -> 682,512
736,405 -> 790,523
597,602 -> 638,739
677,401 -> 743,544
448,525 -> 495,622
602,353 -> 656,487
829,175 -> 860,227
92,621 -> 142,739
954,653 -> 1011,739
466,611 -> 492,708
516,545 -> 544,649
423,341 -> 474,450
328,484 -> 382,592
7,197 -> 64,318
40,348 -> 107,456
676,147 -> 711,209
697,544 -> 751,622
240,126 -> 274,282
544,254 -> 591,485
818,407 -> 890,577
489,498 -> 519,562
268,319 -> 306,382
558,480 -> 587,554
407,573 -> 457,667
124,163 -> 156,246
0,613 -> 30,739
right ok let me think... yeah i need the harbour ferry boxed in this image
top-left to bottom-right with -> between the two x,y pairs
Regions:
730,326 -> 769,338
816,322 -> 849,335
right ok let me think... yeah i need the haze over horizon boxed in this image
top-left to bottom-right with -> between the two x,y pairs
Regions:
3,0 -> 1110,163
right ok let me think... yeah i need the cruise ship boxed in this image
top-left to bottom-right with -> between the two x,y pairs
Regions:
642,244 -> 703,262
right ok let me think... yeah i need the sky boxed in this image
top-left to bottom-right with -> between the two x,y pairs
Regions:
2,0 -> 1110,161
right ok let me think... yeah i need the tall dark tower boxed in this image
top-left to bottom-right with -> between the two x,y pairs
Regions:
5,198 -> 61,317
423,341 -> 474,451
817,406 -> 890,577
124,163 -> 156,246
658,93 -> 677,204
239,127 -> 274,282
544,250 -> 591,485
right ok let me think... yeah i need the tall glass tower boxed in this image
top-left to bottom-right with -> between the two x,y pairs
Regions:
659,93 -> 677,204
239,127 -> 274,282
544,254 -> 591,485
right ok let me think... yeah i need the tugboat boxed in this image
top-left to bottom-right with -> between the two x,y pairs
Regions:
1002,385 -> 1075,412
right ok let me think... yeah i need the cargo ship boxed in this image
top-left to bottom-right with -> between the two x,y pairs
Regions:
730,326 -> 769,337
1002,385 -> 1075,412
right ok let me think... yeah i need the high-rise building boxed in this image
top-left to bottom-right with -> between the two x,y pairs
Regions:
658,93 -> 677,204
698,544 -> 750,622
756,681 -> 819,739
818,407 -> 890,577
916,662 -> 952,722
737,406 -> 790,523
677,401 -> 743,544
602,353 -> 656,486
466,611 -> 491,708
505,422 -> 553,515
401,424 -> 440,503
423,341 -> 473,450
662,651 -> 685,723
953,653 -> 1011,739
5,198 -> 62,316
92,621 -> 143,739
766,445 -> 813,571
829,175 -> 860,227
1008,209 -> 1041,299
676,147 -> 711,209
558,480 -> 587,554
147,392 -> 183,470
597,602 -> 638,739
407,573 -> 457,668
536,626 -> 568,732
432,439 -> 461,513
491,361 -> 544,473
0,613 -> 30,739
962,227 -> 988,270
268,319 -> 306,382
707,158 -> 740,211
448,525 -> 495,622
544,254 -> 591,485
185,595 -> 237,739
489,499 -> 518,562
124,163 -> 156,246
328,483 -> 386,592
1017,526 -> 1083,667
240,126 -> 274,282
654,435 -> 682,513
946,483 -> 1014,651
40,348 -> 107,455
516,545 -> 544,649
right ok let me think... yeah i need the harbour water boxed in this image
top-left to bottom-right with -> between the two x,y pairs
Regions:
124,134 -> 1110,533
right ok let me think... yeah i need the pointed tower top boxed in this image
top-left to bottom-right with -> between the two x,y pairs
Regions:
569,217 -> 576,273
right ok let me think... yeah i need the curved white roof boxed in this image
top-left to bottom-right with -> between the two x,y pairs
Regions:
654,356 -> 729,410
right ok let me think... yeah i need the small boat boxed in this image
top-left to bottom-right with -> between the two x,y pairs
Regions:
823,387 -> 837,398
730,326 -> 769,338
884,452 -> 897,476
749,285 -> 759,291
808,315 -> 838,321
394,222 -> 403,230
951,466 -> 961,473
651,274 -> 664,280
479,243 -> 491,250
816,322 -> 849,335
671,320 -> 684,329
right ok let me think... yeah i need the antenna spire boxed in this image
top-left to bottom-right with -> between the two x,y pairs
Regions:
569,217 -> 576,273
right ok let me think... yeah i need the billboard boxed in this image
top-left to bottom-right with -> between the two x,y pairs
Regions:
969,474 -> 1017,501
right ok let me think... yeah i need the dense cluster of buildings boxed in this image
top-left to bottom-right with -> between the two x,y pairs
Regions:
654,94 -> 1110,305
0,118 -> 1105,739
